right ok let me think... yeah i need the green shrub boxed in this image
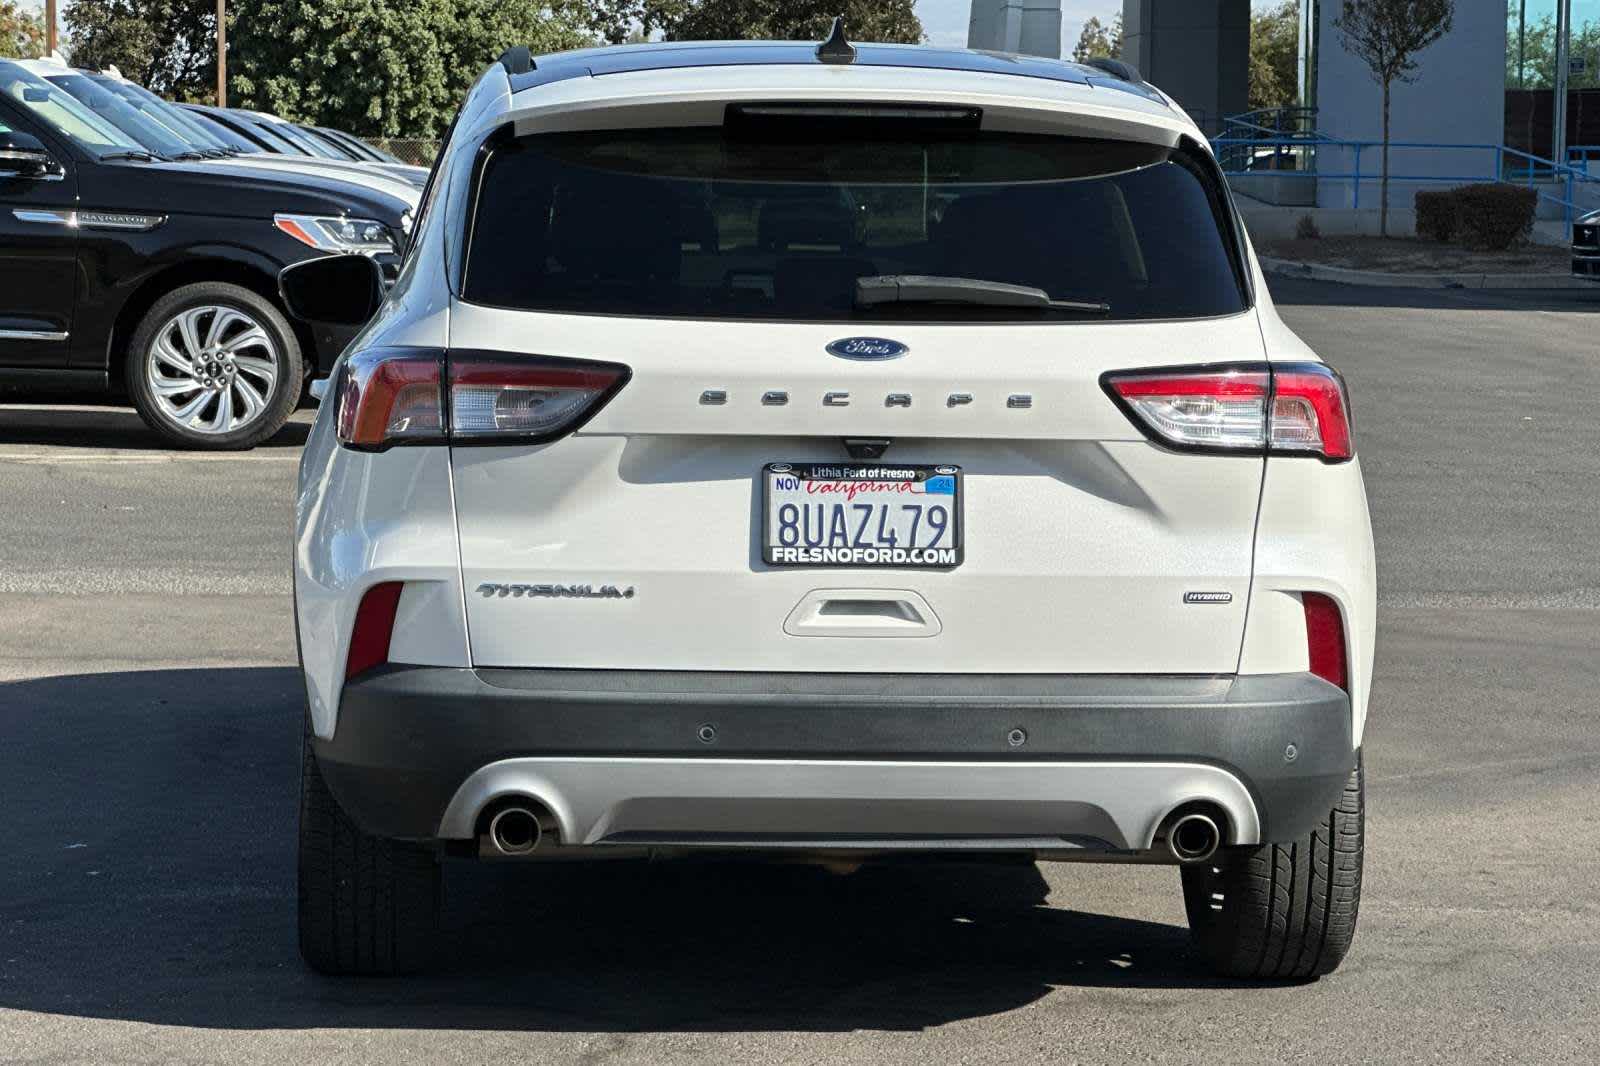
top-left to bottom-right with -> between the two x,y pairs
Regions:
1443,183 -> 1538,251
1414,189 -> 1456,242
1412,184 -> 1536,250
1295,213 -> 1322,240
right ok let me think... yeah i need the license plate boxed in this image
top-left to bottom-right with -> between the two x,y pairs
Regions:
763,463 -> 963,568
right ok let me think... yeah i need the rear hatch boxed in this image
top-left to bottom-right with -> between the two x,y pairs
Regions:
448,106 -> 1264,673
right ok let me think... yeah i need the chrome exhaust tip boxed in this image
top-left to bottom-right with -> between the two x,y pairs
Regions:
487,805 -> 542,856
1164,811 -> 1222,864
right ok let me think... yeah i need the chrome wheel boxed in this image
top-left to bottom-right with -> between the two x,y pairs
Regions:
145,305 -> 280,435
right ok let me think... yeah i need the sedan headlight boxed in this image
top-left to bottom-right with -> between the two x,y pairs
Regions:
274,213 -> 396,254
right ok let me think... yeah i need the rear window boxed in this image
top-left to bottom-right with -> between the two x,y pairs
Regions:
461,121 -> 1247,322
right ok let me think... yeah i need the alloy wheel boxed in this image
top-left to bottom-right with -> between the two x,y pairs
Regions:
145,305 -> 280,436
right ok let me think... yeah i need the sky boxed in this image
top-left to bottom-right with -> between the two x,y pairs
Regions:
918,0 -> 1118,54
14,0 -> 1282,57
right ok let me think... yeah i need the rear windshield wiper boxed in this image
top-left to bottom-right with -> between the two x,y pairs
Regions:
99,149 -> 158,163
856,275 -> 1110,314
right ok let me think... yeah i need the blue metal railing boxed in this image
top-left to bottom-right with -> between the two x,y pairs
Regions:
1568,145 -> 1600,174
1211,135 -> 1600,224
1214,109 -> 1326,175
1219,106 -> 1321,139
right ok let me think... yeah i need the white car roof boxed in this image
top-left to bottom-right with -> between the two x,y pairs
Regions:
490,41 -> 1196,147
9,57 -> 73,77
492,41 -> 1196,139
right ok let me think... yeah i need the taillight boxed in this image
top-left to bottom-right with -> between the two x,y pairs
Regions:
1303,592 -> 1348,689
1102,367 -> 1270,453
448,353 -> 630,444
1269,366 -> 1352,460
1103,362 -> 1353,461
336,347 -> 445,450
346,581 -> 404,680
334,347 -> 629,451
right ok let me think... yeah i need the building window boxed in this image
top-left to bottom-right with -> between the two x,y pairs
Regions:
1571,0 -> 1600,161
1506,0 -> 1600,168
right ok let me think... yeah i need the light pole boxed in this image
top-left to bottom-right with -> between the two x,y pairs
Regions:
216,0 -> 227,107
1518,0 -> 1527,88
45,0 -> 56,54
1555,0 -> 1571,171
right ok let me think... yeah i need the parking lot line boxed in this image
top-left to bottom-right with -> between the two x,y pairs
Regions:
0,451 -> 301,464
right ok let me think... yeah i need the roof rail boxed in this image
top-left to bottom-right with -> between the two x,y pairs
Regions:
1086,57 -> 1141,83
498,45 -> 534,77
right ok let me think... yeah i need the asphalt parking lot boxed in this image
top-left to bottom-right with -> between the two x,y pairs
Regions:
2,278 -> 1598,1065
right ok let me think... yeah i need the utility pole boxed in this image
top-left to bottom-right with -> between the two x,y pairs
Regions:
216,0 -> 227,107
45,0 -> 57,54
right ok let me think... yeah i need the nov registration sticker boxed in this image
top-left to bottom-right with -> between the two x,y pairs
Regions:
762,463 -> 963,568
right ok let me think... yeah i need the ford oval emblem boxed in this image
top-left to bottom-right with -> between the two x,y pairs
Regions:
827,337 -> 908,361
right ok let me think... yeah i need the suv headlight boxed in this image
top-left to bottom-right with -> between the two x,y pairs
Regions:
274,213 -> 397,254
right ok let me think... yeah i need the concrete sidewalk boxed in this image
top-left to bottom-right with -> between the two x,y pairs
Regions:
1259,255 -> 1589,290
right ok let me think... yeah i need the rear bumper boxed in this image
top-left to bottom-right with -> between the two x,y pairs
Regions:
314,667 -> 1354,850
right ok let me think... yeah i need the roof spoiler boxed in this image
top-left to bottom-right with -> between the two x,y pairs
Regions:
1086,57 -> 1142,83
499,46 -> 534,77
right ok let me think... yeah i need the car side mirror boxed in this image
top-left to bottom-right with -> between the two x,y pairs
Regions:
0,131 -> 58,179
279,253 -> 385,327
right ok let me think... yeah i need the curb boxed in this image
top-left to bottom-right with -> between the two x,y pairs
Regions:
1259,256 -> 1591,290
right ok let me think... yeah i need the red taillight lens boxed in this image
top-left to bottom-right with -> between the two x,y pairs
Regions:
333,348 -> 629,451
448,353 -> 630,444
346,581 -> 404,680
335,347 -> 445,450
1103,362 -> 1353,461
1269,365 -> 1352,460
1303,592 -> 1348,690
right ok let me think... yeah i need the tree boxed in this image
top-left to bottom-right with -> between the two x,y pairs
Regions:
1249,1 -> 1299,111
2,0 -> 47,58
229,1 -> 590,138
64,0 -> 218,101
1507,6 -> 1552,89
569,0 -> 921,46
1333,0 -> 1455,236
661,1 -> 922,44
1070,14 -> 1122,63
562,0 -> 684,46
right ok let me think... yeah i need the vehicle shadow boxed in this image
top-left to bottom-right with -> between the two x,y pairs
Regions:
0,667 -> 1275,1034
0,403 -> 310,451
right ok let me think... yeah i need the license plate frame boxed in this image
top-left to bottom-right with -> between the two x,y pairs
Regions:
761,462 -> 964,569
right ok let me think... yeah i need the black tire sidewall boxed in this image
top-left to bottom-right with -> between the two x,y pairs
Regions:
1181,753 -> 1366,979
125,282 -> 304,450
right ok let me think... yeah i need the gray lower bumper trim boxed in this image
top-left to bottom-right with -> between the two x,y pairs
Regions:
317,667 -> 1353,845
438,757 -> 1262,850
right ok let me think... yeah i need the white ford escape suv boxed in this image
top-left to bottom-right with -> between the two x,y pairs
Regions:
283,32 -> 1376,979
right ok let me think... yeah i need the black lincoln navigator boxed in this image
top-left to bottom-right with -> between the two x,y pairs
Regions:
0,60 -> 412,448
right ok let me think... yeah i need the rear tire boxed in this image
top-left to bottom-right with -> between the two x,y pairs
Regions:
1181,753 -> 1364,979
297,731 -> 441,975
125,281 -> 303,450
